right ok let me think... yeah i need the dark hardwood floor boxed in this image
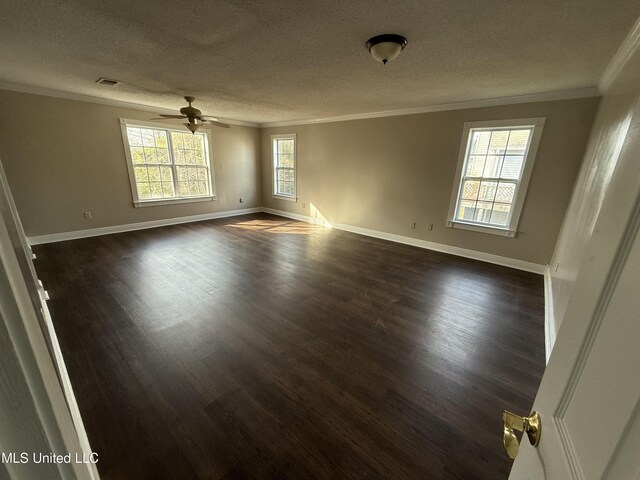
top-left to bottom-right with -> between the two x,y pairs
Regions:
34,213 -> 545,480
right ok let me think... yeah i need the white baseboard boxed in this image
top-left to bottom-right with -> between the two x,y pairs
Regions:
28,205 -> 547,275
261,207 -> 546,274
27,207 -> 262,245
261,207 -> 330,226
544,266 -> 556,364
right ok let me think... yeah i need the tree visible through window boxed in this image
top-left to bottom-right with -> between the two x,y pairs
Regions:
121,122 -> 214,205
272,134 -> 296,199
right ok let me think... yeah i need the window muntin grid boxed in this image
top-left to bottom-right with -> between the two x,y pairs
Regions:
125,126 -> 212,202
455,127 -> 533,228
272,136 -> 296,198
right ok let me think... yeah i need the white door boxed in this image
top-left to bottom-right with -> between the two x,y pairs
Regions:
507,132 -> 640,477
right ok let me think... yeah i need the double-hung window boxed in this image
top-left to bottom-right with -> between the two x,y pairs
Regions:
447,118 -> 544,237
120,119 -> 215,207
272,134 -> 296,201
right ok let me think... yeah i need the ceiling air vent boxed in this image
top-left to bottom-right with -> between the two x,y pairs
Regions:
95,77 -> 120,86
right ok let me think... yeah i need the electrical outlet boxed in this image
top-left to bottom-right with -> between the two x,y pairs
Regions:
427,223 -> 434,231
239,197 -> 244,203
410,222 -> 416,229
83,211 -> 92,219
302,203 -> 305,209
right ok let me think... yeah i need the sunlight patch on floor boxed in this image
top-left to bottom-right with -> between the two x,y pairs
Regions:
229,219 -> 325,235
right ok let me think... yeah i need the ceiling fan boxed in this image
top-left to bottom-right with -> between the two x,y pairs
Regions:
151,96 -> 230,133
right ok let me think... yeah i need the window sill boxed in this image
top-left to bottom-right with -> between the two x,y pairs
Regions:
446,220 -> 517,238
134,195 -> 216,208
272,194 -> 297,202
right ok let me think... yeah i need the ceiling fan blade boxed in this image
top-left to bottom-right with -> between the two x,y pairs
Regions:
157,114 -> 187,119
200,115 -> 220,122
208,120 -> 231,129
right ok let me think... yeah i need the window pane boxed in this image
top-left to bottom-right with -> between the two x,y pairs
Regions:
143,147 -> 157,163
195,167 -> 207,182
147,166 -> 161,181
141,129 -> 155,147
131,147 -> 145,164
162,183 -> 174,197
495,182 -> 516,203
195,181 -> 207,195
488,130 -> 509,155
176,166 -> 188,181
506,129 -> 531,155
465,156 -> 486,177
150,182 -> 163,198
489,204 -> 511,226
482,155 -> 503,178
457,200 -> 477,222
501,156 -> 524,179
194,148 -> 205,165
127,128 -> 142,146
461,180 -> 480,200
160,166 -> 173,182
279,154 -> 293,168
178,181 -> 189,196
137,183 -> 151,199
171,132 -> 184,150
478,181 -> 497,201
469,131 -> 491,155
154,130 -> 168,148
134,166 -> 148,182
279,182 -> 293,195
474,202 -> 493,223
184,150 -> 195,165
157,149 -> 170,164
278,139 -> 293,154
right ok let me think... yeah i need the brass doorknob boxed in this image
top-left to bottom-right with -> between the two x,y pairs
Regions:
502,410 -> 541,460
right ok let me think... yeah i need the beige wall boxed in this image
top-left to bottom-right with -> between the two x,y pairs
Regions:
548,43 -> 640,349
261,98 -> 600,266
0,90 -> 262,236
0,88 -> 600,269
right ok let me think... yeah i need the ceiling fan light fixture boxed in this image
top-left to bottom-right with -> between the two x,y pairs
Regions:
185,122 -> 201,134
365,34 -> 408,65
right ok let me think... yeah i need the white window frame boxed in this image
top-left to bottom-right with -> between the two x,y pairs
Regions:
446,117 -> 545,238
271,133 -> 297,202
119,118 -> 216,207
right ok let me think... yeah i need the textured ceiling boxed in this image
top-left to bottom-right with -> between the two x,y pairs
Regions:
0,0 -> 638,124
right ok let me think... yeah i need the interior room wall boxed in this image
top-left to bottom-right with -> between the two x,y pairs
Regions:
261,97 -> 599,267
547,38 -> 640,352
0,89 -> 262,237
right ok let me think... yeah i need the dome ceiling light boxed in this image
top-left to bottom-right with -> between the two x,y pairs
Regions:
365,34 -> 408,65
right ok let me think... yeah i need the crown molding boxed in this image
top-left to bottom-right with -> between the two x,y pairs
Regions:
0,81 -> 260,128
598,15 -> 640,93
0,80 -> 600,130
259,88 -> 600,128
